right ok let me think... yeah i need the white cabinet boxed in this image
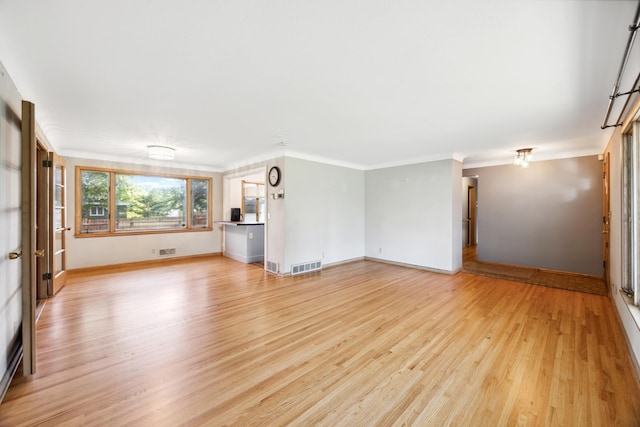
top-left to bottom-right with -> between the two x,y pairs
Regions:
219,222 -> 265,263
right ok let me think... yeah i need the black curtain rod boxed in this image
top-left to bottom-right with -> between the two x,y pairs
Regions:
601,0 -> 640,130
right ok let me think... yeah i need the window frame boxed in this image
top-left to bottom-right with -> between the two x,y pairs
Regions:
75,166 -> 213,237
623,121 -> 640,305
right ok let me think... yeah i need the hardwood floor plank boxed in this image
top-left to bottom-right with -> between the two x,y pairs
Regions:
1,258 -> 639,426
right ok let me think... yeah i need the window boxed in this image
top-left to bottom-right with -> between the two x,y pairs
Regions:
191,179 -> 209,228
623,121 -> 640,305
80,170 -> 110,233
89,206 -> 105,217
76,167 -> 212,236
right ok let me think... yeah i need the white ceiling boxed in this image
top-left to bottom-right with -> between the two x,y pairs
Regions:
1,0 -> 639,171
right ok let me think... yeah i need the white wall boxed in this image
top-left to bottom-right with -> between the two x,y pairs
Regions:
283,157 -> 365,272
450,161 -> 463,270
66,157 -> 222,269
605,127 -> 640,371
265,158 -> 286,273
365,159 -> 462,273
0,61 -> 23,386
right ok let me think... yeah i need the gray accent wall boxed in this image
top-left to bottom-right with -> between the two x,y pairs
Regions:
465,155 -> 602,275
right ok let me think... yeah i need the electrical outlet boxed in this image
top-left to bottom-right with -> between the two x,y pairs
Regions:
249,232 -> 253,239
151,248 -> 156,254
379,248 -> 382,253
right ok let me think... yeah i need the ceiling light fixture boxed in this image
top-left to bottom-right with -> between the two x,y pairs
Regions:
514,148 -> 533,168
148,145 -> 175,160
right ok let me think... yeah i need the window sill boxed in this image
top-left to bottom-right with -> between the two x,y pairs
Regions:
74,227 -> 213,238
620,289 -> 640,331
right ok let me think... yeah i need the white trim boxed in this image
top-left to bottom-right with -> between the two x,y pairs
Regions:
463,149 -> 603,169
364,256 -> 459,275
282,149 -> 366,171
0,338 -> 21,404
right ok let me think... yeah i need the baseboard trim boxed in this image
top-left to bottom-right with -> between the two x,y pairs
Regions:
273,257 -> 367,277
0,336 -> 22,405
364,257 -> 458,275
323,257 -> 365,269
68,252 -> 222,276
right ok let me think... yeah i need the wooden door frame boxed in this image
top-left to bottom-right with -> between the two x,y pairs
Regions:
36,145 -> 50,300
50,153 -> 68,295
21,101 -> 37,375
467,185 -> 477,246
603,152 -> 610,288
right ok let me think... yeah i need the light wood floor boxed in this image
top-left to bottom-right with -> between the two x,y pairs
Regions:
2,256 -> 639,426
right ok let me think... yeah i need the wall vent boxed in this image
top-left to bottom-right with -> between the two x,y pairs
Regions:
266,260 -> 279,275
158,248 -> 176,256
291,260 -> 322,276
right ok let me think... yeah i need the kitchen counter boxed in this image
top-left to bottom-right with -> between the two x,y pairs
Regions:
216,222 -> 264,263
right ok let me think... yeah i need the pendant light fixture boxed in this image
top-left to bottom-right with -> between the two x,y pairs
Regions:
514,148 -> 533,168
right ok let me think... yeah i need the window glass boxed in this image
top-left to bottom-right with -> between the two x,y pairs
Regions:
115,174 -> 186,231
80,170 -> 110,233
191,179 -> 209,228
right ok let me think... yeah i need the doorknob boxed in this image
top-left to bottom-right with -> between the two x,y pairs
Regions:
9,251 -> 22,260
35,249 -> 45,257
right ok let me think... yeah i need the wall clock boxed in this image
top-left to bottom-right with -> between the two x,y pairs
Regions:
268,166 -> 281,187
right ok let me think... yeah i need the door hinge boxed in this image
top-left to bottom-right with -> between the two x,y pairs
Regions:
42,160 -> 52,167
42,272 -> 52,280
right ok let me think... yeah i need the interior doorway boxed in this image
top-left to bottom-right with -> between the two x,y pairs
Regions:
467,185 -> 477,246
462,176 -> 478,247
221,167 -> 267,268
462,175 -> 479,267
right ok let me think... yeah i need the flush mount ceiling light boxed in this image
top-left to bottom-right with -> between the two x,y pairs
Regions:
148,145 -> 175,160
514,148 -> 533,168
